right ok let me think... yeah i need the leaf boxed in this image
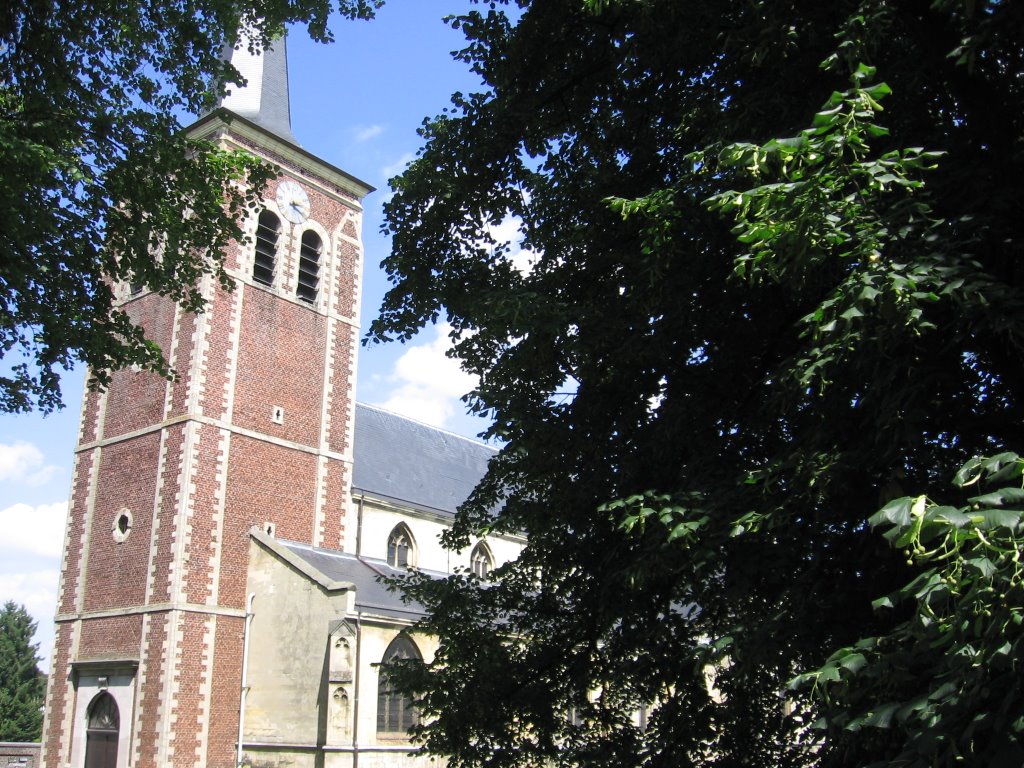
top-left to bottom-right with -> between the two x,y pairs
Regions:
954,457 -> 987,487
972,509 -> 1024,531
859,285 -> 880,301
619,515 -> 639,533
870,497 -> 913,530
984,453 -> 1024,484
838,652 -> 867,674
818,664 -> 842,683
896,694 -> 932,721
965,557 -> 996,578
863,82 -> 892,100
787,672 -> 813,690
968,488 -> 1024,508
912,571 -> 943,600
668,521 -> 696,541
924,506 -> 970,528
712,636 -> 733,653
812,104 -> 844,128
862,702 -> 900,729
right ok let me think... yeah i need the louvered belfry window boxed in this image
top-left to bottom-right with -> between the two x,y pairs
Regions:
253,210 -> 280,286
297,230 -> 322,303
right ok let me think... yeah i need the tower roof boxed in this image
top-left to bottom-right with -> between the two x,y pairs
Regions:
212,31 -> 297,145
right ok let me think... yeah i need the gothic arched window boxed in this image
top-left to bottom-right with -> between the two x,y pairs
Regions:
296,230 -> 322,303
470,542 -> 493,579
386,524 -> 415,568
253,210 -> 280,286
85,692 -> 119,768
377,635 -> 421,737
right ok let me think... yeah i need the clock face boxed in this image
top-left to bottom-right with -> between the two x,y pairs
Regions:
276,180 -> 311,224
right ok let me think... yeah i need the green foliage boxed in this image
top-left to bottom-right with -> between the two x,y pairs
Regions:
0,0 -> 381,412
792,453 -> 1024,767
373,0 -> 1023,766
0,602 -> 44,742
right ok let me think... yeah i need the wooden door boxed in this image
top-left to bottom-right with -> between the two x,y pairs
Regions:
83,693 -> 119,768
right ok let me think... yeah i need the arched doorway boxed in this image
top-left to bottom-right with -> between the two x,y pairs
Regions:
84,692 -> 119,768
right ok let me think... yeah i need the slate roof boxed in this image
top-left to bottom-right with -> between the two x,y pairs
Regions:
281,541 -> 431,621
352,403 -> 495,517
210,33 -> 297,144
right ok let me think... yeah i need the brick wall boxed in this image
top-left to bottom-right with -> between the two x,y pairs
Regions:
78,616 -> 143,660
232,287 -> 327,446
82,435 -> 161,612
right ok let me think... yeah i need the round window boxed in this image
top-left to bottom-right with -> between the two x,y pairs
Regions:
112,508 -> 133,543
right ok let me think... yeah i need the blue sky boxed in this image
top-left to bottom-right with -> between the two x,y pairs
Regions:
0,2 -> 508,670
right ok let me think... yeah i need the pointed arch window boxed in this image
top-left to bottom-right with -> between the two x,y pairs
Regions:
470,541 -> 494,579
387,524 -> 415,568
297,230 -> 322,303
253,210 -> 280,286
377,635 -> 421,737
85,692 -> 119,768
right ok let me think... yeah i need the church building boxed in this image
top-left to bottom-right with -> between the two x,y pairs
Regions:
40,36 -> 518,768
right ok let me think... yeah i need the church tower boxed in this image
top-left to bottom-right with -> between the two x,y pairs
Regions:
41,35 -> 373,768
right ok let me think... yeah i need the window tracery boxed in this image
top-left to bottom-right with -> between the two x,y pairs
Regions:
376,635 -> 421,737
470,541 -> 493,578
387,524 -> 415,568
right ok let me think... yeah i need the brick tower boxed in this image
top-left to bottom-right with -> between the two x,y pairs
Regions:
41,35 -> 373,768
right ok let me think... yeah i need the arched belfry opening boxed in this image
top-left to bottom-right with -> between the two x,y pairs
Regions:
84,692 -> 119,768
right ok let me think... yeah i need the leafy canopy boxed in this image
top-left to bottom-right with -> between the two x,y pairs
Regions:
0,0 -> 381,412
371,1 -> 1023,766
0,601 -> 44,742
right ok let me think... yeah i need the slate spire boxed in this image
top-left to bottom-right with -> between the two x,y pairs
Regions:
214,31 -> 297,144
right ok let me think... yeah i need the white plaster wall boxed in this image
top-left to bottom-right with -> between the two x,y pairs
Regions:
358,501 -> 524,574
243,541 -> 353,750
359,504 -> 450,571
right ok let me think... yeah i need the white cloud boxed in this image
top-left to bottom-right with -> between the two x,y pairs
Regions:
353,123 -> 385,143
0,570 -> 59,627
0,500 -> 66,673
0,441 -> 60,485
0,501 -> 69,558
375,324 -> 477,428
381,152 -> 416,180
484,214 -> 538,274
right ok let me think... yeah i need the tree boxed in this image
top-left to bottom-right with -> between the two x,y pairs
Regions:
370,1 -> 1023,766
0,602 -> 45,742
0,0 -> 381,413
